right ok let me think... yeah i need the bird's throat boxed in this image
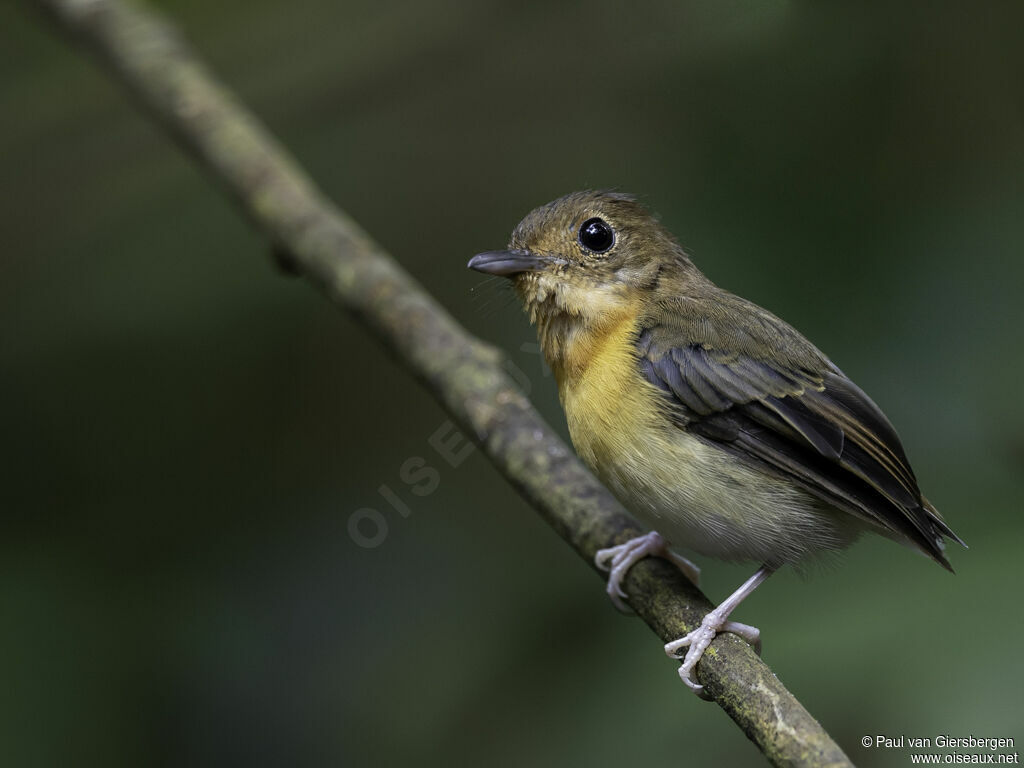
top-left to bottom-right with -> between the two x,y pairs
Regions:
535,306 -> 639,398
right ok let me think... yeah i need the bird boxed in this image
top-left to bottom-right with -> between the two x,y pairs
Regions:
467,190 -> 964,696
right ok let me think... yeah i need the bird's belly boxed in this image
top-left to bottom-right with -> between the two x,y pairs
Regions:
565,385 -> 857,566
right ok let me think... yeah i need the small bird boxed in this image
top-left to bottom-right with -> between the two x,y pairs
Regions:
468,190 -> 964,695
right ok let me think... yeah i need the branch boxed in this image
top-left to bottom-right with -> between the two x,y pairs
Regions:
30,1 -> 852,764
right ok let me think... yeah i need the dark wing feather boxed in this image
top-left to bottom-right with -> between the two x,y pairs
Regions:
637,320 -> 962,569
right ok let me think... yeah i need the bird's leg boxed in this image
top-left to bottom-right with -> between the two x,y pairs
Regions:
664,564 -> 775,698
595,531 -> 701,613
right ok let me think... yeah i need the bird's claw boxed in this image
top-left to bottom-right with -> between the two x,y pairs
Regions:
595,537 -> 647,612
594,531 -> 700,613
664,614 -> 762,697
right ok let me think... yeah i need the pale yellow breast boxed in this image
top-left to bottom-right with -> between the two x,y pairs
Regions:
552,313 -> 856,565
557,313 -> 700,499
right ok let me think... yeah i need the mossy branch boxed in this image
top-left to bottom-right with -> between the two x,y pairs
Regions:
29,0 -> 852,764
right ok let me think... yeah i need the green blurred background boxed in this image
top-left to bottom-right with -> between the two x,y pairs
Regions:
2,0 -> 1023,765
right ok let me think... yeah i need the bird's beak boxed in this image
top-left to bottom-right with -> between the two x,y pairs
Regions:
467,249 -> 559,277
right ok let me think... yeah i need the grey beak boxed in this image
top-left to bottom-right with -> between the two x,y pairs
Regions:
467,249 -> 554,277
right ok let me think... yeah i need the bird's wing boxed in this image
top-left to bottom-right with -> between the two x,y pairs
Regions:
636,301 -> 961,568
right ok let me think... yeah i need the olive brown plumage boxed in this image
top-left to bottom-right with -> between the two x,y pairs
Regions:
469,190 -> 963,695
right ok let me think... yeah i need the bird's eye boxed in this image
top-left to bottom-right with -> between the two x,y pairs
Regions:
578,217 -> 615,253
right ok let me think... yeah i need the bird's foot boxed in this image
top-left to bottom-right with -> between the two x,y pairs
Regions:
594,531 -> 700,613
664,611 -> 762,698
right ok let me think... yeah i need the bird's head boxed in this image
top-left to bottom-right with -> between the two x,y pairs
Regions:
469,190 -> 700,327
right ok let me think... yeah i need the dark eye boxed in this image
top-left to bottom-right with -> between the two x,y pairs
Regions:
578,217 -> 615,253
